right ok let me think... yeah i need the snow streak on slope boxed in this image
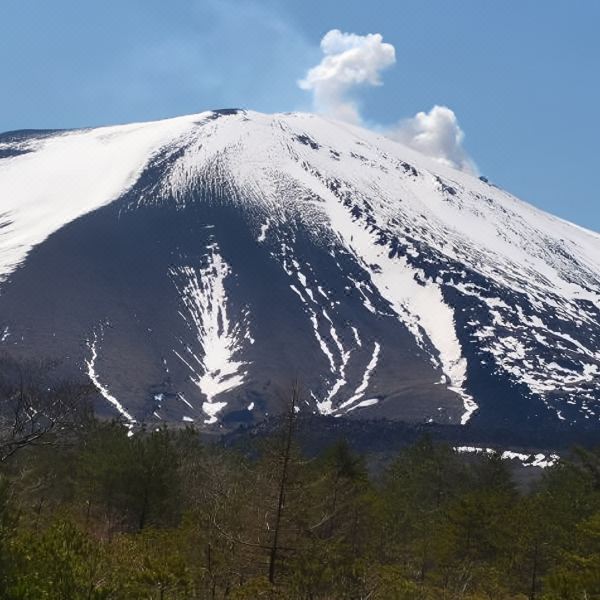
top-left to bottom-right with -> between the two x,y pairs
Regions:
341,342 -> 380,411
313,177 -> 476,423
279,243 -> 349,413
170,243 -> 251,424
85,331 -> 135,424
275,238 -> 388,416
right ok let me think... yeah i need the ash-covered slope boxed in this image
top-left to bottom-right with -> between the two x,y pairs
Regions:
0,109 -> 599,437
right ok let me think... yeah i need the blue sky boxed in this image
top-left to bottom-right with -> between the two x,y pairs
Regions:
1,0 -> 599,231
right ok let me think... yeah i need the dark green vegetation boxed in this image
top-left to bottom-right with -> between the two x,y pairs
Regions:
1,367 -> 600,598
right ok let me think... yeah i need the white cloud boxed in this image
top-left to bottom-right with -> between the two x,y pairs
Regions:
299,30 -> 476,174
388,105 -> 478,174
298,29 -> 396,124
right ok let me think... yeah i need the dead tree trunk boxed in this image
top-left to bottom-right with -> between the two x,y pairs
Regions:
268,381 -> 299,585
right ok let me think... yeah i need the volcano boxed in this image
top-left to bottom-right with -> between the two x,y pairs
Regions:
0,109 -> 599,440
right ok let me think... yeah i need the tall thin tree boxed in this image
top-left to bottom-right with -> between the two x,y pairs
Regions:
268,380 -> 299,585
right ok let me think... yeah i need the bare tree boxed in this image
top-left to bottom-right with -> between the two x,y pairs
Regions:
0,355 -> 92,463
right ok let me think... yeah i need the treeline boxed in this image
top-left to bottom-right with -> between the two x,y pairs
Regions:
0,398 -> 599,597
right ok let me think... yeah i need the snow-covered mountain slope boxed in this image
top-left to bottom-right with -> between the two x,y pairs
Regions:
0,109 -> 599,437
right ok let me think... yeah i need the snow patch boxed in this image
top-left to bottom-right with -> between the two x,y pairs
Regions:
202,401 -> 227,425
0,114 -> 202,282
317,185 -> 476,422
339,342 -> 380,411
454,446 -> 560,468
347,397 -> 379,412
257,219 -> 271,242
85,333 -> 135,423
170,243 -> 251,422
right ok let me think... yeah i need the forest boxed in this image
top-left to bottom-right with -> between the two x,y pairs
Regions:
1,363 -> 600,599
